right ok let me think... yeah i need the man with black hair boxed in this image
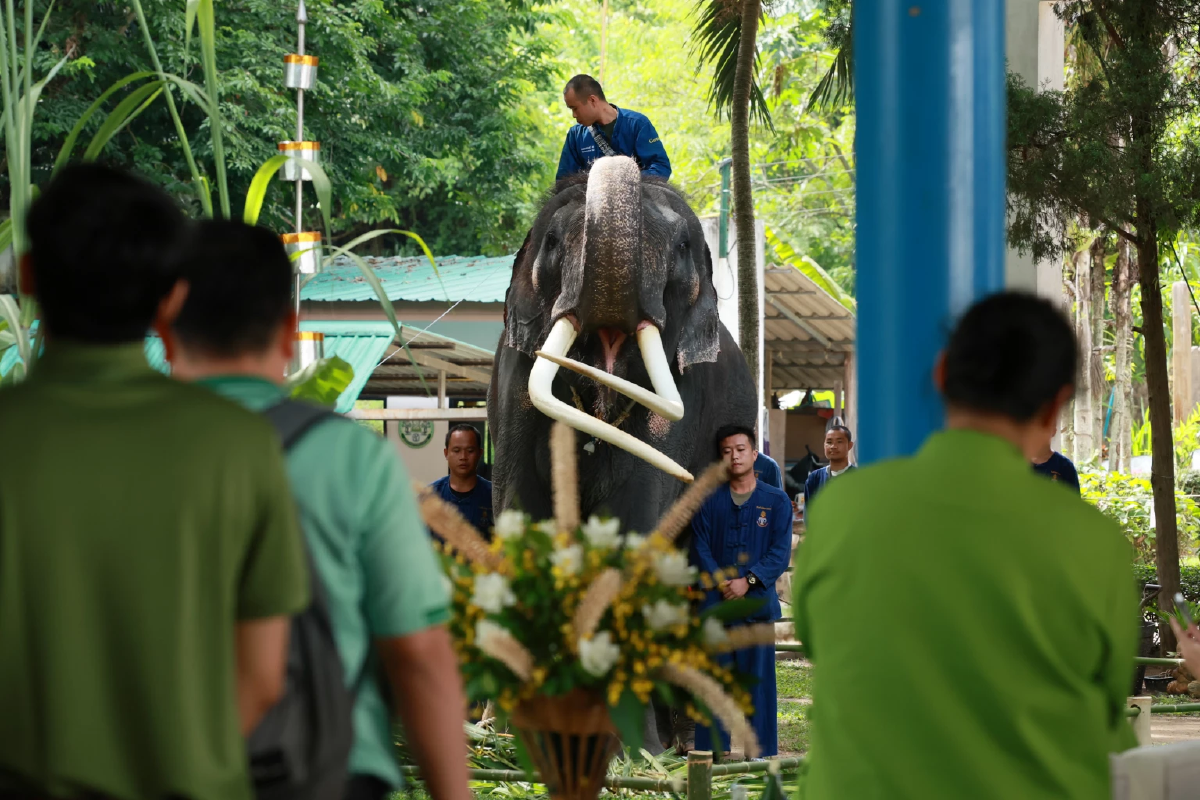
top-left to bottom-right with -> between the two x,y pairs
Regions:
689,423 -> 793,758
0,165 -> 309,800
803,425 -> 855,516
556,73 -> 671,180
794,292 -> 1138,799
167,219 -> 471,800
430,424 -> 493,540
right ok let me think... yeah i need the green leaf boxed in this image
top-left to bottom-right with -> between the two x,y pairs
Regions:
242,154 -> 291,225
284,355 -> 355,407
82,81 -> 164,162
0,217 -> 12,253
608,687 -> 645,755
765,227 -> 855,312
52,71 -> 159,175
184,0 -> 201,52
700,597 -> 768,622
193,0 -> 229,218
288,156 -> 334,244
0,293 -> 29,369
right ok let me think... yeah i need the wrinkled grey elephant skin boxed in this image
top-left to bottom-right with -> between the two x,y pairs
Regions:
488,157 -> 757,537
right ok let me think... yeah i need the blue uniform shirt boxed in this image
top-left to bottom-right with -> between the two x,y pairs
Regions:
1033,451 -> 1081,495
754,453 -> 783,490
555,106 -> 672,181
689,480 -> 793,622
429,475 -> 494,540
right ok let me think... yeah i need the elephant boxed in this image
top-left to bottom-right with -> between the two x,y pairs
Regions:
488,154 -> 757,537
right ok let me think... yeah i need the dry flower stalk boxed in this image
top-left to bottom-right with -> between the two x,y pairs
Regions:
661,663 -> 761,758
415,484 -> 503,570
550,421 -> 580,534
479,627 -> 535,681
654,462 -> 729,543
707,623 -> 779,654
572,568 -> 622,639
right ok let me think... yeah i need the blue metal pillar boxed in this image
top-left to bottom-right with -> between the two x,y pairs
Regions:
855,0 -> 1007,464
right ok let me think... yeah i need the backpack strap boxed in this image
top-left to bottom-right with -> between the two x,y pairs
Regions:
262,398 -> 343,452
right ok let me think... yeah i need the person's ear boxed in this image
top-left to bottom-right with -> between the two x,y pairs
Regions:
1040,385 -> 1074,429
280,311 -> 298,363
152,280 -> 189,339
933,351 -> 947,393
18,253 -> 35,297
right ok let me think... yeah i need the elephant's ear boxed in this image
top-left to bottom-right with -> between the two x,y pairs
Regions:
503,231 -> 545,357
676,241 -> 720,372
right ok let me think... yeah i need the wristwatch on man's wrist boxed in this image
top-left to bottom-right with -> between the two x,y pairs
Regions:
746,572 -> 760,587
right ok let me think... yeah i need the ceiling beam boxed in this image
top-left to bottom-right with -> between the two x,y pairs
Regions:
766,340 -> 854,351
765,296 -> 831,347
386,350 -> 491,384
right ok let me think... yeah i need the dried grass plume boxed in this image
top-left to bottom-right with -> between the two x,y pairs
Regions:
478,624 -> 535,682
572,568 -> 622,640
706,623 -> 778,654
415,483 -> 503,570
654,462 -> 729,543
662,662 -> 760,758
550,421 -> 580,534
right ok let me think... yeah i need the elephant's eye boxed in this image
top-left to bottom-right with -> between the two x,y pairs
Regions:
545,231 -> 558,251
677,239 -> 689,254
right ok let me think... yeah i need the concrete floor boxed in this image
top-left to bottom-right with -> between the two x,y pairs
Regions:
1151,715 -> 1200,745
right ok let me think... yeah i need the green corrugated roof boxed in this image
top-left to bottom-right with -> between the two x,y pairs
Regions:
301,253 -> 513,304
300,321 -> 395,413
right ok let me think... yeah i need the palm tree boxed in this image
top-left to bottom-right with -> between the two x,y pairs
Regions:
807,0 -> 853,110
691,0 -> 771,424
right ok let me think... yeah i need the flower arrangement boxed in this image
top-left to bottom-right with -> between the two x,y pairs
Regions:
417,422 -> 778,760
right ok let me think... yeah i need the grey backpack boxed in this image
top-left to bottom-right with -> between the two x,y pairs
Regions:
248,399 -> 354,800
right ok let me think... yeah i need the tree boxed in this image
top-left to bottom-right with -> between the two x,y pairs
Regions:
691,0 -> 771,423
5,0 -> 556,256
1007,3 -> 1200,644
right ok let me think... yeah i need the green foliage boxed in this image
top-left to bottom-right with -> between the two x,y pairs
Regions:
1080,471 -> 1200,564
1006,2 -> 1200,263
8,0 -> 557,256
689,0 -> 771,127
1133,564 -> 1200,610
285,355 -> 354,407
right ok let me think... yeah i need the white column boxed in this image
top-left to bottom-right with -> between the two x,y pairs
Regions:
700,216 -> 766,448
1004,0 -> 1065,304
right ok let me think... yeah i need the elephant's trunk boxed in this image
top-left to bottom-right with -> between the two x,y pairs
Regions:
576,157 -> 641,333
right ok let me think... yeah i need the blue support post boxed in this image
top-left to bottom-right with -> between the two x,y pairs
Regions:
855,0 -> 1007,464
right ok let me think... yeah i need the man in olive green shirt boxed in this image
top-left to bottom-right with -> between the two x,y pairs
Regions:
167,220 -> 471,800
0,165 -> 310,799
794,293 -> 1138,799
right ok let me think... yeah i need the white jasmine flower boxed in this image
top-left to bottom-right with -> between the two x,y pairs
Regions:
642,599 -> 690,631
581,516 -> 622,549
703,617 -> 730,647
471,573 -> 516,613
494,509 -> 526,540
551,544 -> 584,576
536,519 -> 559,536
654,551 -> 698,587
579,630 -> 621,677
623,533 -> 647,551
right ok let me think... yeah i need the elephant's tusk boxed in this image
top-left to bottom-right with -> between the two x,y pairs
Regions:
529,318 -> 694,483
533,350 -> 684,422
636,325 -> 685,420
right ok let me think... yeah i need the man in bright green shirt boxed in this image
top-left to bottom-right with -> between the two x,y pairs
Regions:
794,293 -> 1138,799
0,165 -> 310,799
167,220 -> 472,800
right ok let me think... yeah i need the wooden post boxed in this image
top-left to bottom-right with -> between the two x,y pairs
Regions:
833,379 -> 844,423
687,750 -> 713,800
437,370 -> 447,410
1128,696 -> 1152,746
1172,282 -> 1192,423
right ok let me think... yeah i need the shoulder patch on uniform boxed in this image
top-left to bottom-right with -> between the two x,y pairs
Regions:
648,137 -> 661,144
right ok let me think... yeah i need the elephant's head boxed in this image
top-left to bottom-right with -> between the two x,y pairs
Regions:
503,156 -> 720,482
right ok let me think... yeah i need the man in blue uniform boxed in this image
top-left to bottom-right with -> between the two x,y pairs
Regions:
556,74 -> 671,181
429,424 -> 493,540
754,452 -> 784,489
1031,425 -> 1080,494
689,424 -> 793,757
803,425 -> 855,518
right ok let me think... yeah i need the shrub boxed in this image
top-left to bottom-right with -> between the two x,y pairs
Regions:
1080,472 -> 1200,564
